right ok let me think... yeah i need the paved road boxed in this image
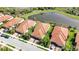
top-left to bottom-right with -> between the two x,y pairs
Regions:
0,30 -> 45,51
0,36 -> 44,51
0,42 -> 18,51
0,30 -> 49,51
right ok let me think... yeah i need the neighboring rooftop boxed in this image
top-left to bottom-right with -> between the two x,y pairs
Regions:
75,32 -> 79,50
3,17 -> 24,28
16,20 -> 36,34
51,26 -> 68,47
3,15 -> 13,20
0,15 -> 13,22
32,21 -> 50,39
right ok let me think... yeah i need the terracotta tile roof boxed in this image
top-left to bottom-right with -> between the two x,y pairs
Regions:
16,20 -> 36,34
76,43 -> 79,50
3,15 -> 13,20
0,16 -> 4,22
75,32 -> 79,42
3,17 -> 22,28
0,15 -> 13,22
51,26 -> 68,46
75,32 -> 79,50
32,21 -> 50,39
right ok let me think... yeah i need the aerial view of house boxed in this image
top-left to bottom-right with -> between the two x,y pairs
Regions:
16,20 -> 36,34
32,21 -> 50,39
0,15 -> 13,22
3,17 -> 24,28
0,7 -> 79,51
51,26 -> 68,47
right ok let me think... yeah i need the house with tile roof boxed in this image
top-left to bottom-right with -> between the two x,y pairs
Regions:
3,17 -> 24,28
3,15 -> 13,20
0,15 -> 13,23
32,21 -> 50,39
75,32 -> 79,50
51,26 -> 68,47
16,20 -> 36,34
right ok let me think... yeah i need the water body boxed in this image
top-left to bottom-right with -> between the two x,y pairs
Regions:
28,12 -> 79,30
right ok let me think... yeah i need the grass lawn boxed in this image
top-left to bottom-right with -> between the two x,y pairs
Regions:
57,11 -> 79,20
22,10 -> 79,20
40,25 -> 53,48
0,23 -> 3,29
6,28 -> 16,35
64,28 -> 76,51
0,46 -> 12,51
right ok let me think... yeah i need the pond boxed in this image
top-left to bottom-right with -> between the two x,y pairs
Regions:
28,12 -> 79,30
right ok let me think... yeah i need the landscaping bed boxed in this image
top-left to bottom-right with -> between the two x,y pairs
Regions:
0,23 -> 3,29
40,25 -> 54,48
64,28 -> 76,51
6,28 -> 16,35
0,46 -> 12,51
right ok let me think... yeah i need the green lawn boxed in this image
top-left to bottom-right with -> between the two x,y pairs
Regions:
0,24 -> 3,29
40,25 -> 53,48
64,28 -> 76,51
6,28 -> 16,35
57,11 -> 79,20
0,46 -> 12,51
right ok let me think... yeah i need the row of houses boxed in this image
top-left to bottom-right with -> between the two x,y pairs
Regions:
0,13 -> 13,21
0,14 -> 79,51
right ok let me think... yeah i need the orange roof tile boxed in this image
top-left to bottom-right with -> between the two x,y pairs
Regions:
0,16 -> 4,22
51,26 -> 68,46
0,15 -> 13,22
16,20 -> 36,34
32,21 -> 50,39
3,17 -> 22,28
75,32 -> 79,43
75,32 -> 79,50
3,15 -> 13,20
76,43 -> 79,49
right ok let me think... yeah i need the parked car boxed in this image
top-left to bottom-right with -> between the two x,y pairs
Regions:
3,29 -> 9,32
1,34 -> 9,39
